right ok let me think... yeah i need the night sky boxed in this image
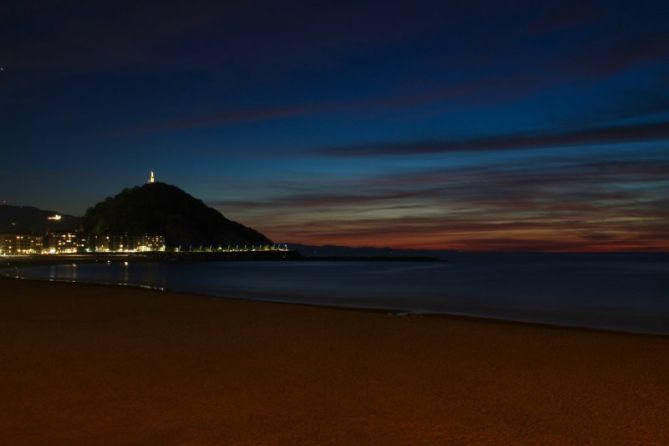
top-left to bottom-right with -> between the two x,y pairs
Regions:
3,1 -> 668,251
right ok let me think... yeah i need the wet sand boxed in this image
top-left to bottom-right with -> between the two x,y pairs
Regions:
1,277 -> 668,445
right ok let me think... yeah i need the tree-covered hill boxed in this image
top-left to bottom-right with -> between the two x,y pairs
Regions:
82,182 -> 271,248
0,205 -> 79,233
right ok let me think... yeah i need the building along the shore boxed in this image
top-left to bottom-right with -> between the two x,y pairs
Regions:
44,232 -> 81,254
90,235 -> 166,253
0,234 -> 44,255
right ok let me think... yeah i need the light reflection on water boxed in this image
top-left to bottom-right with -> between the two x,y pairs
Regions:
8,254 -> 669,335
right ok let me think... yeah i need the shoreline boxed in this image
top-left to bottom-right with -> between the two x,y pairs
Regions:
2,277 -> 669,444
0,251 -> 443,269
3,272 -> 667,339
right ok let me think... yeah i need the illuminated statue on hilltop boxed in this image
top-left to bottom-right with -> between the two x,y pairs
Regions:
148,171 -> 156,184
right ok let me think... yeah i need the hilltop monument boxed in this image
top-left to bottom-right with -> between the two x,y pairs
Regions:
148,171 -> 156,184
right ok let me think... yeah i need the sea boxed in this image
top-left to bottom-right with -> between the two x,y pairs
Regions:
7,253 -> 669,335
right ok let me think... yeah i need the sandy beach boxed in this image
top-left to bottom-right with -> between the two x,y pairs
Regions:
1,277 -> 668,445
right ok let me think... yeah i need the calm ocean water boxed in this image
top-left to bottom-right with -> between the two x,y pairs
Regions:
8,254 -> 669,335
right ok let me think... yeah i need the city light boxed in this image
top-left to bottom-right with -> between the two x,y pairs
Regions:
1,232 -> 289,256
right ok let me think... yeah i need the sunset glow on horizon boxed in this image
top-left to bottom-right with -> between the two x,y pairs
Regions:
3,0 -> 668,252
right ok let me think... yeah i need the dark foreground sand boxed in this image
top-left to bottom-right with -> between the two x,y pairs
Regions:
1,278 -> 668,445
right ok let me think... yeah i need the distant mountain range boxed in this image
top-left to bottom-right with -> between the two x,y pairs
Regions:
0,205 -> 80,233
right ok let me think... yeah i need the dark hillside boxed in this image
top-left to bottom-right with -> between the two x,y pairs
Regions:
82,182 -> 270,247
